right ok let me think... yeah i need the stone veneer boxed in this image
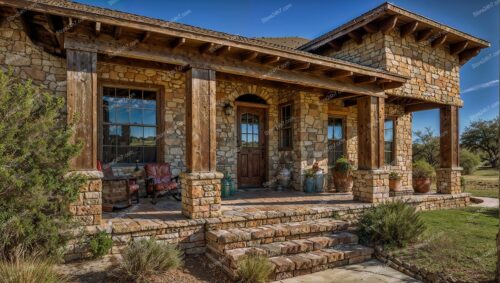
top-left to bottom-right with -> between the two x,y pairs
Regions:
352,170 -> 389,203
436,168 -> 462,194
181,172 -> 224,219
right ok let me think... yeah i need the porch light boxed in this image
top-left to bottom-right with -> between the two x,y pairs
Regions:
223,102 -> 234,116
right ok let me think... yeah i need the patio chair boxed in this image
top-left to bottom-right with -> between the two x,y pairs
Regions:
98,160 -> 140,206
144,163 -> 181,204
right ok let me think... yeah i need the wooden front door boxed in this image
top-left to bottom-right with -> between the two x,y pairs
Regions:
237,106 -> 266,188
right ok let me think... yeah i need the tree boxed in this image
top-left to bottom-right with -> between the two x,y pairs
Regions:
0,70 -> 85,260
412,127 -> 440,167
461,117 -> 499,168
460,148 -> 481,175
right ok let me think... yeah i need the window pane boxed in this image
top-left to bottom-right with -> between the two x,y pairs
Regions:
252,123 -> 259,135
117,147 -> 132,163
334,119 -> 343,140
144,147 -> 157,163
143,110 -> 156,126
116,108 -> 129,124
115,125 -> 128,146
144,127 -> 156,146
103,146 -> 114,164
129,89 -> 142,107
129,147 -> 143,164
115,88 -> 129,106
241,123 -> 247,135
130,108 -> 143,124
385,120 -> 394,142
143,91 -> 156,109
130,126 -> 143,146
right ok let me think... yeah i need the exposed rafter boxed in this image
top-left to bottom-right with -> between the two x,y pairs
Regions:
400,21 -> 418,37
240,51 -> 258,62
415,29 -> 433,42
363,22 -> 379,33
459,47 -> 481,65
199,42 -> 214,54
431,33 -> 447,48
347,30 -> 363,45
328,41 -> 342,51
215,45 -> 230,56
328,70 -> 353,79
354,76 -> 377,85
380,15 -> 398,33
261,55 -> 280,64
450,41 -> 469,55
95,21 -> 101,37
113,26 -> 122,40
289,62 -> 310,71
170,37 -> 186,49
140,31 -> 151,43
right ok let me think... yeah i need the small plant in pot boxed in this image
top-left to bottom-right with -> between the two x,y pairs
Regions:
389,172 -> 402,192
333,157 -> 353,193
303,169 -> 315,193
412,160 -> 435,194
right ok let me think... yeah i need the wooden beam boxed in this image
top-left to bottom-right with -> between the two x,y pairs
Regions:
380,81 -> 403,90
44,14 -> 64,49
261,55 -> 280,64
380,15 -> 398,34
327,41 -> 342,51
65,36 -> 388,97
354,76 -> 377,85
416,29 -> 433,42
328,70 -> 353,79
240,51 -> 258,62
459,47 -> 481,64
357,96 -> 385,169
215,45 -> 231,56
95,21 -> 101,37
289,62 -> 310,71
405,102 -> 440,113
140,31 -> 151,43
347,30 -> 363,45
170,37 -> 186,49
362,22 -> 379,33
440,105 -> 459,168
343,99 -> 357,107
199,42 -> 214,54
400,21 -> 418,37
450,41 -> 469,55
113,26 -> 122,40
431,33 -> 448,48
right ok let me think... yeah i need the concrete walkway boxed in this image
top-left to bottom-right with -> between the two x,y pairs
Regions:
471,197 -> 499,208
274,260 -> 421,283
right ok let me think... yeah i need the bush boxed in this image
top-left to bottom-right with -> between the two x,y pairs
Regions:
116,238 -> 182,282
0,70 -> 85,260
460,149 -> 481,175
358,201 -> 426,248
238,253 -> 273,283
412,160 -> 435,179
0,258 -> 66,283
89,231 -> 113,259
389,172 -> 401,180
334,157 -> 353,174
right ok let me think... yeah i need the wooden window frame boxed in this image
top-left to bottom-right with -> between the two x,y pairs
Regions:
98,80 -> 165,166
278,102 -> 294,151
384,117 -> 397,166
328,115 -> 347,165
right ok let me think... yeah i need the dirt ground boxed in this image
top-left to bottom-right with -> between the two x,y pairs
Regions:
56,255 -> 232,283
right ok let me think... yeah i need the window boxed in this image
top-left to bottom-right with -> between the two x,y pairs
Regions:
101,86 -> 158,164
279,104 -> 293,150
384,119 -> 395,165
240,113 -> 260,147
328,117 -> 345,165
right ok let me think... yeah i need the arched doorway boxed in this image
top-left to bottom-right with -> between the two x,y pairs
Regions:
235,94 -> 268,188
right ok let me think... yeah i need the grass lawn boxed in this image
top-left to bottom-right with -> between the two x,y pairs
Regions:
391,207 -> 498,282
463,168 -> 499,198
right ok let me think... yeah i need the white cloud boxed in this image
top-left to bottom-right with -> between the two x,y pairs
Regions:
462,79 -> 499,94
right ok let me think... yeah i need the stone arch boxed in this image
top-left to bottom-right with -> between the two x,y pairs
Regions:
235,93 -> 268,105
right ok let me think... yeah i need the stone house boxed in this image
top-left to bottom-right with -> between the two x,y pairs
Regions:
0,0 -> 491,278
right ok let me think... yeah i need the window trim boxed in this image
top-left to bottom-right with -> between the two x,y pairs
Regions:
328,115 -> 347,165
278,102 -> 294,151
98,80 -> 165,166
384,117 -> 397,166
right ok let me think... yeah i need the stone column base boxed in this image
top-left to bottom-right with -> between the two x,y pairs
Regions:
352,169 -> 389,203
68,170 -> 103,227
436,168 -> 462,194
181,172 -> 223,219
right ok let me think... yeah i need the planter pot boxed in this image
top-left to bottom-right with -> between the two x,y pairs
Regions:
413,177 -> 431,193
314,170 -> 325,193
304,177 -> 315,193
277,167 -> 291,191
389,179 -> 402,192
333,171 -> 353,193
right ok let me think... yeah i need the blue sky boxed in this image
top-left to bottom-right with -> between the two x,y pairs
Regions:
76,0 -> 499,135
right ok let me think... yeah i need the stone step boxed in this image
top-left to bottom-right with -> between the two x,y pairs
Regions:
269,244 -> 374,280
218,232 -> 358,269
206,218 -> 349,253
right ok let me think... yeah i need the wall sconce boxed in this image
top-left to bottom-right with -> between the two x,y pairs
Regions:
223,102 -> 234,116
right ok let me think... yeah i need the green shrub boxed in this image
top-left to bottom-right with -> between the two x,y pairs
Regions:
0,258 -> 66,283
460,149 -> 481,175
334,157 -> 353,174
389,172 -> 401,180
0,70 -> 85,260
238,253 -> 273,283
116,238 -> 182,282
358,201 -> 426,248
89,231 -> 113,259
412,160 -> 435,179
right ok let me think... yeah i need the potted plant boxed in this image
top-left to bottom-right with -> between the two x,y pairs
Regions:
333,157 -> 353,193
303,169 -> 315,193
389,172 -> 402,192
412,160 -> 435,193
312,162 -> 325,193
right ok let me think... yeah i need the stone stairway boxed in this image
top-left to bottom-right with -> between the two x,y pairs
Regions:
205,218 -> 374,281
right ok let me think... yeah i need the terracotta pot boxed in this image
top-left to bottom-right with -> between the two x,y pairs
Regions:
389,179 -> 402,192
333,171 -> 353,193
413,177 -> 431,193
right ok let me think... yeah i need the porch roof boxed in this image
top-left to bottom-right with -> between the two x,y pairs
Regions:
0,0 -> 408,95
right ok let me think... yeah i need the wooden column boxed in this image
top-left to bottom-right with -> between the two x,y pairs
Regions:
440,105 -> 460,168
66,49 -> 98,170
185,68 -> 217,172
357,96 -> 385,169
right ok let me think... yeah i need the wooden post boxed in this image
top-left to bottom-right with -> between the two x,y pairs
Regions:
185,68 -> 217,172
437,105 -> 461,194
66,49 -> 98,170
357,96 -> 385,169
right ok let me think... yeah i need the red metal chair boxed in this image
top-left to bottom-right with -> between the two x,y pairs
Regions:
98,161 -> 140,207
144,163 -> 181,204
